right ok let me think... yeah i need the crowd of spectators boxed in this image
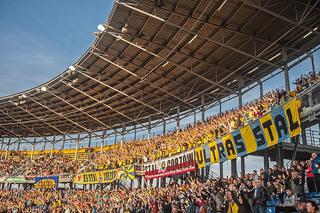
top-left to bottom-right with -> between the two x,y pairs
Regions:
0,152 -> 319,212
0,88 -> 290,177
0,152 -> 80,177
294,71 -> 320,93
0,72 -> 319,212
0,72 -> 320,178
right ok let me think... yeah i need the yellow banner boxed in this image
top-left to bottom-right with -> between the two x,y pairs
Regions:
74,169 -> 119,184
195,98 -> 301,165
208,141 -> 220,164
35,179 -> 56,189
195,147 -> 205,168
34,176 -> 59,189
283,99 -> 302,137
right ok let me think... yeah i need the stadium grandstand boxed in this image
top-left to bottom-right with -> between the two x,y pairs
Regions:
0,0 -> 320,212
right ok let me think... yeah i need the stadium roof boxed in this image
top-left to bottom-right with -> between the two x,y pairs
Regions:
0,0 -> 320,138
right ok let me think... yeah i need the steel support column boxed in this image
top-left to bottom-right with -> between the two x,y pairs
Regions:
201,94 -> 209,178
275,47 -> 288,167
102,129 -> 107,148
282,46 -> 290,94
134,125 -> 137,140
5,138 -> 11,160
218,99 -> 224,177
31,138 -> 36,160
43,138 -> 47,151
17,138 -> 21,151
88,132 -> 92,147
264,151 -> 269,171
260,81 -> 269,171
148,116 -> 151,140
121,124 -> 126,144
114,132 -> 117,144
163,117 -> 166,135
61,135 -> 66,150
276,144 -> 284,167
201,94 -> 205,122
220,162 -> 224,178
50,143 -> 54,158
310,53 -> 316,73
0,138 -> 4,152
176,105 -> 180,130
75,133 -> 80,161
233,77 -> 244,177
309,92 -> 314,107
100,138 -> 105,154
301,128 -> 307,145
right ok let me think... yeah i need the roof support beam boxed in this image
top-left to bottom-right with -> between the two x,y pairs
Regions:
125,0 -> 299,53
108,27 -> 257,88
28,97 -> 103,139
46,90 -> 121,135
101,3 -> 218,101
76,69 -> 173,119
106,31 -> 236,93
105,26 -> 222,99
117,2 -> 281,69
239,0 -> 320,37
0,125 -> 31,144
62,81 -> 150,129
215,1 -> 297,83
90,49 -> 196,108
0,109 -> 49,140
140,0 -> 214,80
192,18 -> 302,100
81,54 -> 185,108
8,101 -> 72,139
60,81 -> 148,129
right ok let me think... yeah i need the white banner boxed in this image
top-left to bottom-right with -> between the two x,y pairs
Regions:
143,150 -> 195,180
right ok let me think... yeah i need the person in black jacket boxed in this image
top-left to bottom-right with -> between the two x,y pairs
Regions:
252,180 -> 268,213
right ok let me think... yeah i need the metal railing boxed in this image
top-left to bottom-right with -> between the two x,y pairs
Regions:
208,169 -> 220,179
305,129 -> 320,147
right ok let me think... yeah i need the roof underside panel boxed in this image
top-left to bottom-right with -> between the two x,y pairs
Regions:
0,0 -> 320,137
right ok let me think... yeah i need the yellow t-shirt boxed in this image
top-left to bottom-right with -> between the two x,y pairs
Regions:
227,201 -> 239,213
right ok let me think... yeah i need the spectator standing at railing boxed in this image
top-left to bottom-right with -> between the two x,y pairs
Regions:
310,153 -> 320,192
252,180 -> 268,213
297,163 -> 306,187
289,170 -> 304,197
266,181 -> 276,200
306,160 -> 316,193
259,168 -> 268,187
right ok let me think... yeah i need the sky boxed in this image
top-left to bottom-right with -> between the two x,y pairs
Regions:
0,0 -> 114,96
1,1 -> 320,176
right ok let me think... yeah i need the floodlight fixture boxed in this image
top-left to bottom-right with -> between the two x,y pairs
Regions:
121,24 -> 128,34
97,24 -> 106,32
41,86 -> 47,92
69,65 -> 76,72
